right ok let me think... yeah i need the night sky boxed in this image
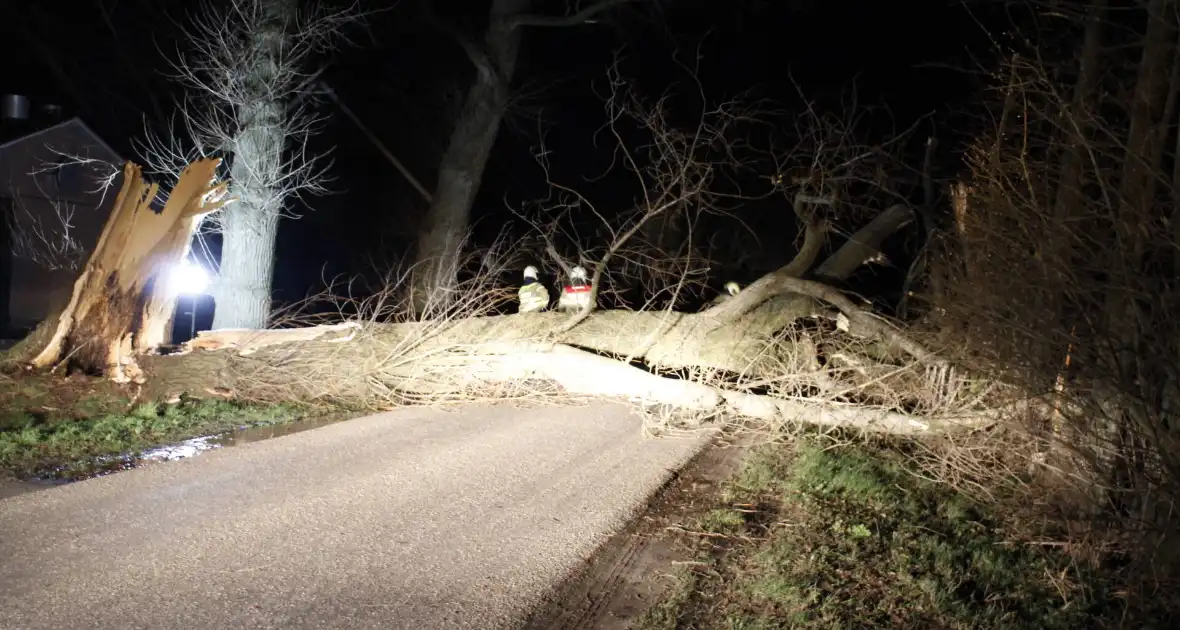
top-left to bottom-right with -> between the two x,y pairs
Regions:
0,0 -> 998,307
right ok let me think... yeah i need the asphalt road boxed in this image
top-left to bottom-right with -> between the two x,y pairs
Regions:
0,401 -> 708,630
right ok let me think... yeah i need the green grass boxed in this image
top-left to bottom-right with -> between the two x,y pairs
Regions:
640,441 -> 1128,630
636,567 -> 701,630
0,393 -> 309,480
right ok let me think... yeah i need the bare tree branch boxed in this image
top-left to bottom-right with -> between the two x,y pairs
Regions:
136,0 -> 363,226
2,149 -> 128,272
5,190 -> 83,272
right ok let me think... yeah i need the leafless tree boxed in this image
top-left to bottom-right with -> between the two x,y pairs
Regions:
517,56 -> 919,318
511,55 -> 772,320
138,0 -> 360,329
926,1 -> 1180,598
409,0 -> 647,313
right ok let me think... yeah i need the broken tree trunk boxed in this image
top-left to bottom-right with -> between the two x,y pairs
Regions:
9,159 -> 230,382
142,300 -> 1013,435
141,205 -> 1009,436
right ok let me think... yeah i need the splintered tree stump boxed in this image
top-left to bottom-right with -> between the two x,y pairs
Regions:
17,159 -> 231,382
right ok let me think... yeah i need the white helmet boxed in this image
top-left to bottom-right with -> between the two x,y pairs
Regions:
523,265 -> 539,280
570,265 -> 588,281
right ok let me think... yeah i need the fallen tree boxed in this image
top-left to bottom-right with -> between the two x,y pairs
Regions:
14,65 -> 1023,438
141,171 -> 1010,435
141,211 -> 1018,435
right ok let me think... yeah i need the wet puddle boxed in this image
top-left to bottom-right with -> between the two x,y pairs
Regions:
138,414 -> 346,462
12,414 -> 347,493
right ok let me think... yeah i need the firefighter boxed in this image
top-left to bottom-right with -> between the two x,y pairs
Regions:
517,265 -> 550,313
558,265 -> 592,312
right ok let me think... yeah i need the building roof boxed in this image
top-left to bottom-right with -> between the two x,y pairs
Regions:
0,117 -> 123,164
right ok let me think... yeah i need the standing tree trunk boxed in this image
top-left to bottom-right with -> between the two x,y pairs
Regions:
411,0 -> 528,313
1108,0 -> 1173,339
410,0 -> 637,313
1119,0 -> 1174,219
214,192 -> 280,330
211,0 -> 293,330
139,0 -> 353,332
1052,0 -> 1105,227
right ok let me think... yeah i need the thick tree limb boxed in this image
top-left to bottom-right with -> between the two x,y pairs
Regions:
814,204 -> 914,281
701,270 -> 937,364
764,275 -> 938,362
693,195 -> 830,327
706,201 -> 915,331
780,209 -> 830,279
181,322 -> 361,356
462,342 -> 982,433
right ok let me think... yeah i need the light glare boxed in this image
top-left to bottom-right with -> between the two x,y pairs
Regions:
171,259 -> 210,296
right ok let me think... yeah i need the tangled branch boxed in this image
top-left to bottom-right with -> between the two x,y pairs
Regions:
135,0 -> 362,229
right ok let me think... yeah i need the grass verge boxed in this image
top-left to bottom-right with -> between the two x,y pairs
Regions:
0,372 -> 330,480
638,440 -> 1138,630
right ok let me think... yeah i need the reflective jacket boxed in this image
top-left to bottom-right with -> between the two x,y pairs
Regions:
518,281 -> 550,313
558,284 -> 592,311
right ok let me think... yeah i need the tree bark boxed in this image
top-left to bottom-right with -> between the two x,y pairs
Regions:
143,297 -> 998,436
211,0 -> 293,330
214,202 -> 280,330
814,205 -> 913,281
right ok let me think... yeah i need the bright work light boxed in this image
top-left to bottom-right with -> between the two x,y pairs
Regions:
170,258 -> 210,296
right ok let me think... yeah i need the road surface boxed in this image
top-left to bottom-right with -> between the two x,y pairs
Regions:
0,401 -> 708,629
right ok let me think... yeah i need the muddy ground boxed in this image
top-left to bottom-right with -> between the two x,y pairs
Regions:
522,431 -> 755,630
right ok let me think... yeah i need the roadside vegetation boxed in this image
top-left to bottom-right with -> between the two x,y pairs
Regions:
0,371 -> 328,480
638,438 -> 1173,630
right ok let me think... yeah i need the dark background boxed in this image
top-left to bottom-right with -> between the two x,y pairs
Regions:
0,0 -> 1002,308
